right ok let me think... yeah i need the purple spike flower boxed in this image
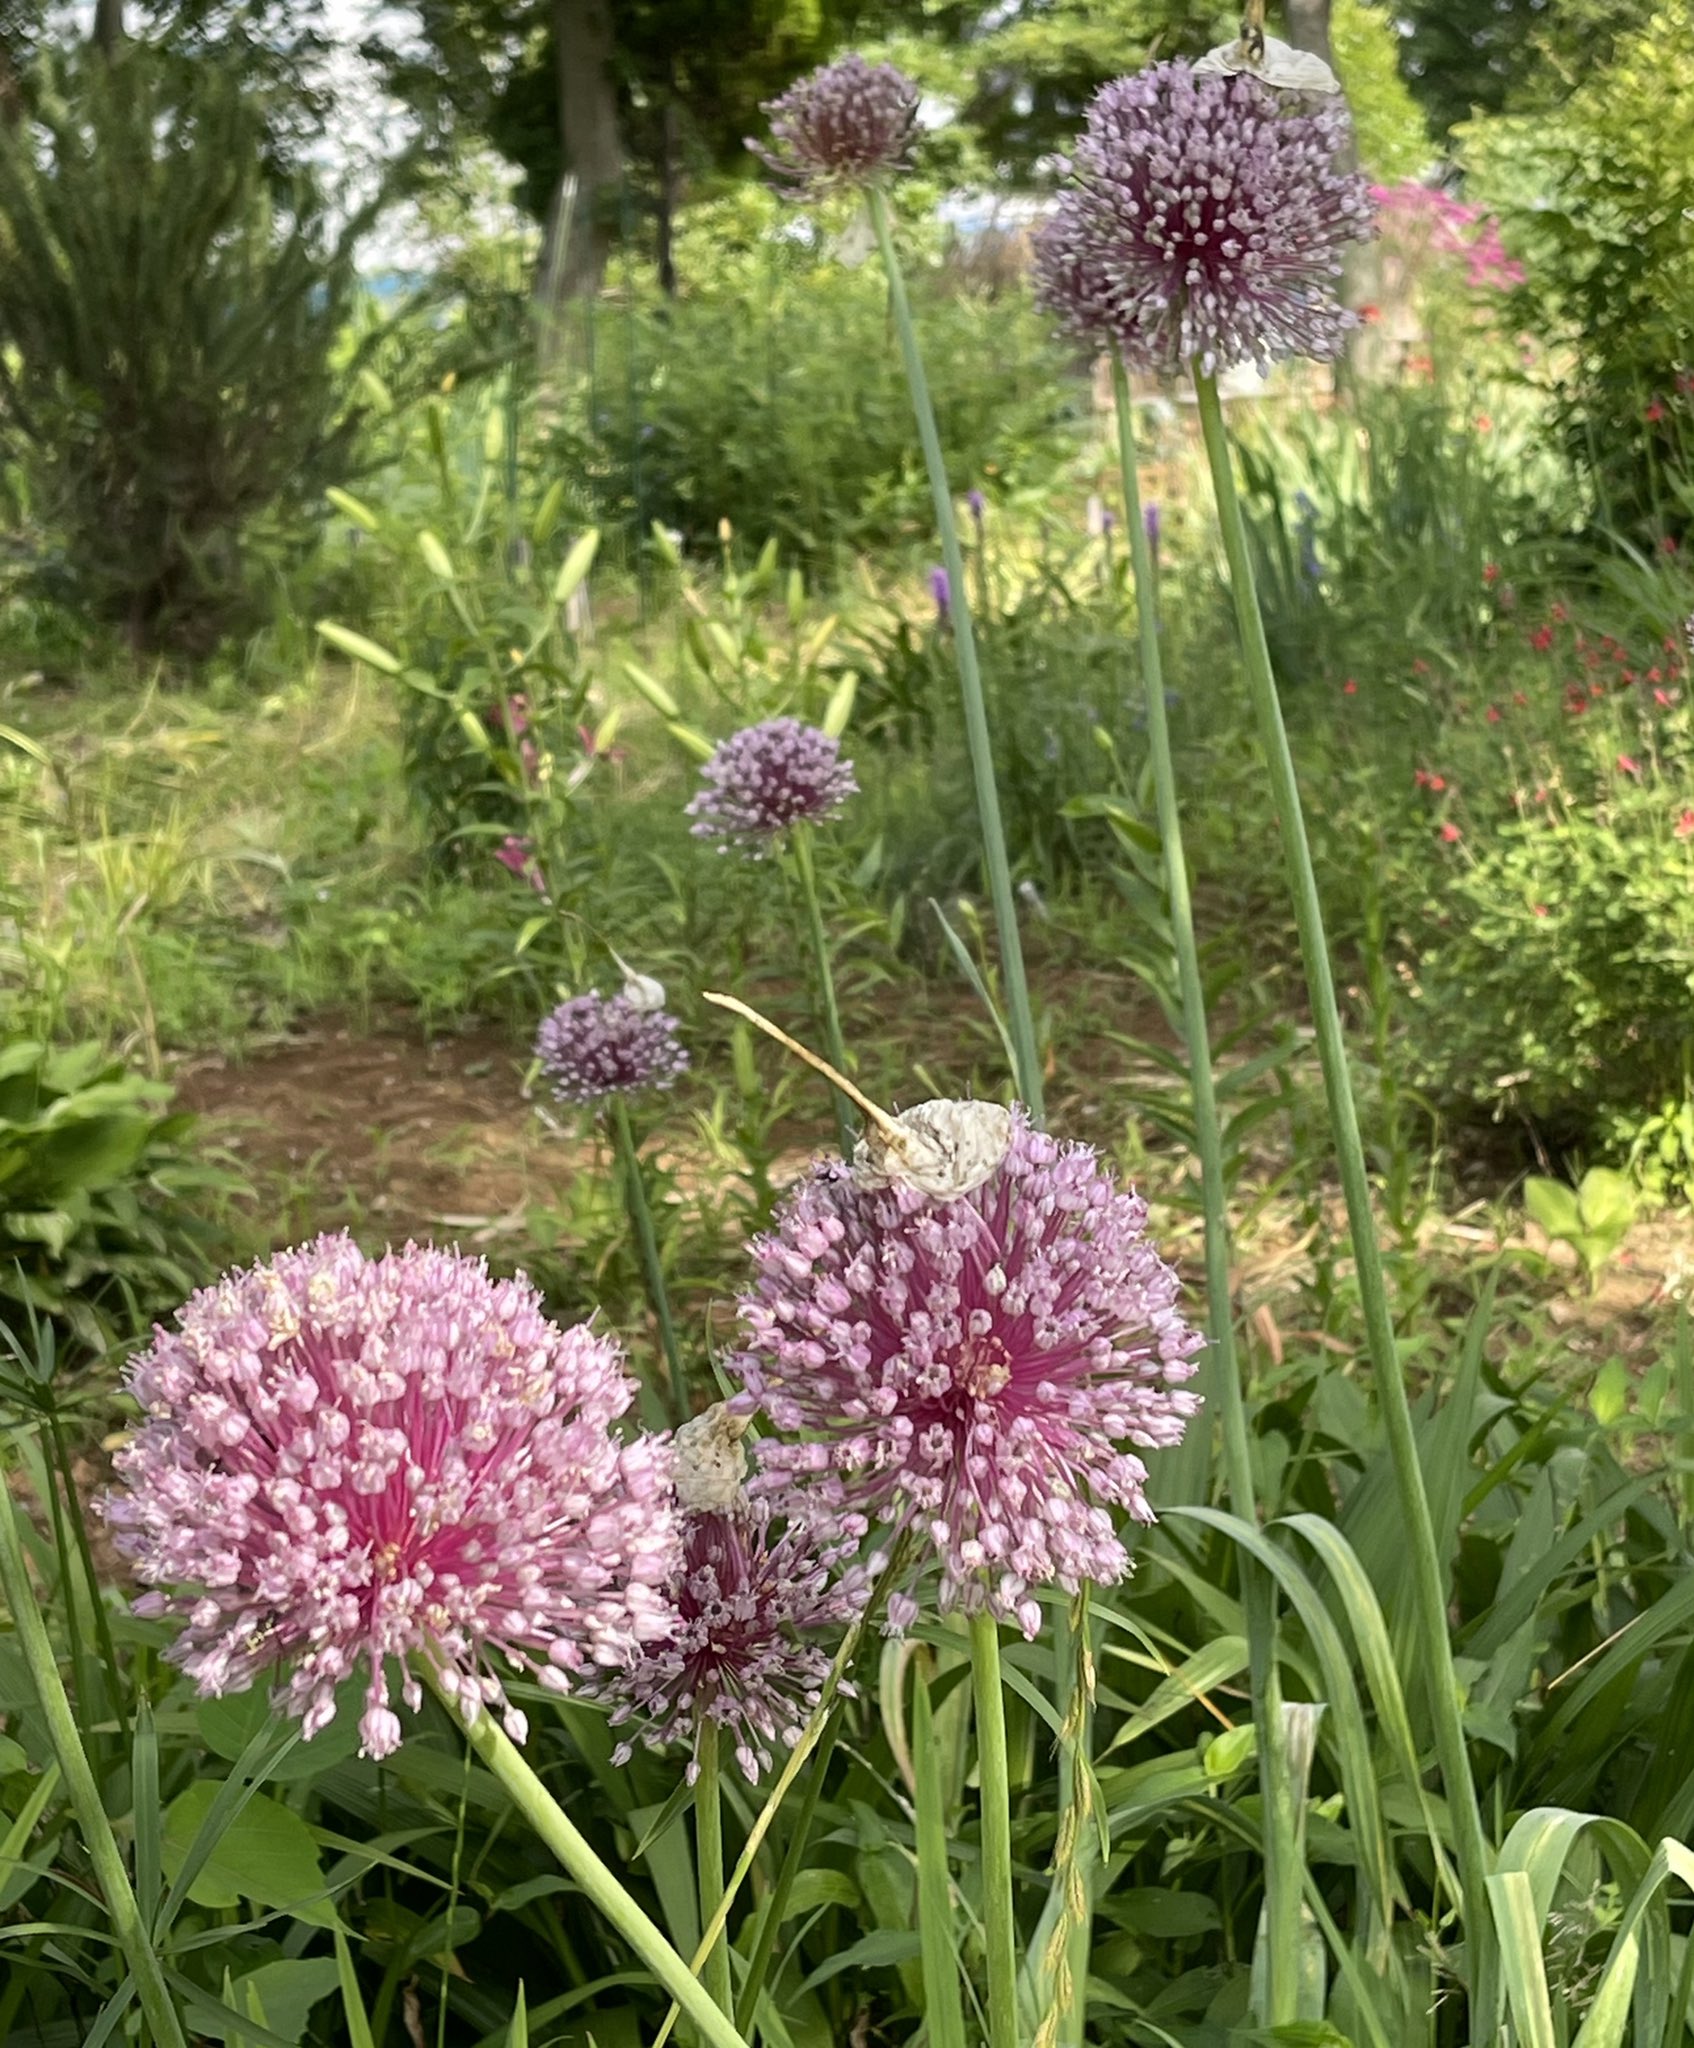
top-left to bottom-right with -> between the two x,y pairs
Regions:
727,1113 -> 1203,1636
751,54 -> 920,194
929,565 -> 952,618
687,717 -> 858,856
1033,61 -> 1375,377
600,1502 -> 871,1782
966,488 -> 987,526
1144,502 -> 1162,551
536,991 -> 689,1104
102,1236 -> 677,1759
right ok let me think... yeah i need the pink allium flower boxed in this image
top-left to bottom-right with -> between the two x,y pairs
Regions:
751,54 -> 920,194
536,991 -> 689,1104
687,717 -> 858,856
600,1502 -> 871,1783
727,1114 -> 1202,1637
1033,62 -> 1374,376
103,1237 -> 677,1759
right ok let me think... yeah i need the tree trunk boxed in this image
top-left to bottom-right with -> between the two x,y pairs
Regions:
1284,0 -> 1386,383
549,0 -> 623,302
92,0 -> 125,54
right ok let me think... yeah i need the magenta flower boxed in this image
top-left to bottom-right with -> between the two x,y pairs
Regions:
495,835 -> 545,893
103,1237 -> 676,1759
600,1502 -> 871,1782
1033,62 -> 1374,376
687,717 -> 858,855
536,991 -> 689,1105
929,565 -> 951,619
727,1114 -> 1202,1636
751,55 -> 920,194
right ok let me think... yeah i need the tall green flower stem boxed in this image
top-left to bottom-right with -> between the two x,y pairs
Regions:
969,1613 -> 1021,2048
609,1097 -> 688,1429
0,1481 -> 189,2048
733,1701 -> 842,2033
788,823 -> 854,1157
694,1721 -> 733,2017
1111,358 -> 1302,2026
1192,366 -> 1495,2014
866,185 -> 1043,1123
430,1674 -> 754,2048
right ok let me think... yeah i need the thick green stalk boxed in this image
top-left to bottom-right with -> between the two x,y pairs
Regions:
610,1096 -> 688,1428
1112,359 -> 1301,2023
0,1486 -> 188,2048
430,1675 -> 754,2048
694,1721 -> 733,2017
790,824 -> 854,1157
969,1612 -> 1021,2048
866,186 -> 1043,1122
1192,367 -> 1494,2013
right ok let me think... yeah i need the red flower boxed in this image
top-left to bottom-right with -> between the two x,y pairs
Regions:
1532,904 -> 1549,917
1513,690 -> 1529,707
1663,536 -> 1681,556
1649,667 -> 1663,684
1646,400 -> 1667,424
1550,601 -> 1569,623
1486,705 -> 1502,724
1618,754 -> 1642,776
1534,786 -> 1550,804
1655,688 -> 1676,707
1440,822 -> 1462,843
1483,562 -> 1501,585
1676,809 -> 1694,840
1359,302 -> 1382,324
1342,678 -> 1358,696
1529,625 -> 1555,653
1474,414 -> 1493,433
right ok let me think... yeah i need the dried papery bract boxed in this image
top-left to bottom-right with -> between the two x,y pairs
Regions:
729,1111 -> 1203,1636
751,54 -> 920,195
104,1235 -> 677,1758
1032,61 -> 1373,378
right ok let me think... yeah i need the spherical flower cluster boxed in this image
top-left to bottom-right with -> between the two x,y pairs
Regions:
103,1237 -> 677,1759
751,54 -> 919,194
601,1502 -> 871,1782
536,991 -> 689,1105
1033,62 -> 1375,377
727,1114 -> 1202,1635
687,717 -> 858,855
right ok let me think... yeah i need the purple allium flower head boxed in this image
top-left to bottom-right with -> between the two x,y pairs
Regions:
102,1236 -> 677,1760
600,1501 -> 871,1782
536,991 -> 689,1104
929,566 -> 951,618
687,716 -> 858,856
1032,62 -> 1375,377
751,54 -> 920,194
727,1112 -> 1203,1636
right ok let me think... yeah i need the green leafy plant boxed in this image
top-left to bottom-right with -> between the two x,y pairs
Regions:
1524,1164 -> 1638,1288
0,48 -> 389,653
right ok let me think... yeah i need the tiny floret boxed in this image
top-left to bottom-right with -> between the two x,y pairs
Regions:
600,1502 -> 871,1782
1033,61 -> 1374,377
687,717 -> 858,855
536,990 -> 689,1104
728,1111 -> 1202,1635
103,1236 -> 677,1759
751,54 -> 920,193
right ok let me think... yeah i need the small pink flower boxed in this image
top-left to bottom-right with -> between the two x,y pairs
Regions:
495,836 -> 545,893
1532,904 -> 1549,917
1342,678 -> 1358,696
1656,688 -> 1676,708
1530,625 -> 1555,653
1440,822 -> 1462,843
1646,400 -> 1667,424
1486,705 -> 1502,724
1677,809 -> 1694,840
1618,754 -> 1642,776
1483,563 -> 1500,585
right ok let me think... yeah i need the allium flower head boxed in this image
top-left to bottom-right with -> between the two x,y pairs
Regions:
1033,62 -> 1375,377
687,717 -> 857,855
104,1236 -> 676,1759
602,1501 -> 870,1782
728,1112 -> 1202,1636
752,55 -> 919,194
536,990 -> 688,1104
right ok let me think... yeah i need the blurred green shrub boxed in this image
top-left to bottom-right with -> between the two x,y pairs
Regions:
0,49 -> 381,654
0,1038 -> 216,1361
556,190 -> 1087,560
1463,7 -> 1694,538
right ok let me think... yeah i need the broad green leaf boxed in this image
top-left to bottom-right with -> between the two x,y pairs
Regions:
911,1669 -> 968,2048
1524,1175 -> 1582,1242
1488,1871 -> 1557,2048
191,1960 -> 341,2045
161,1782 -> 337,1927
